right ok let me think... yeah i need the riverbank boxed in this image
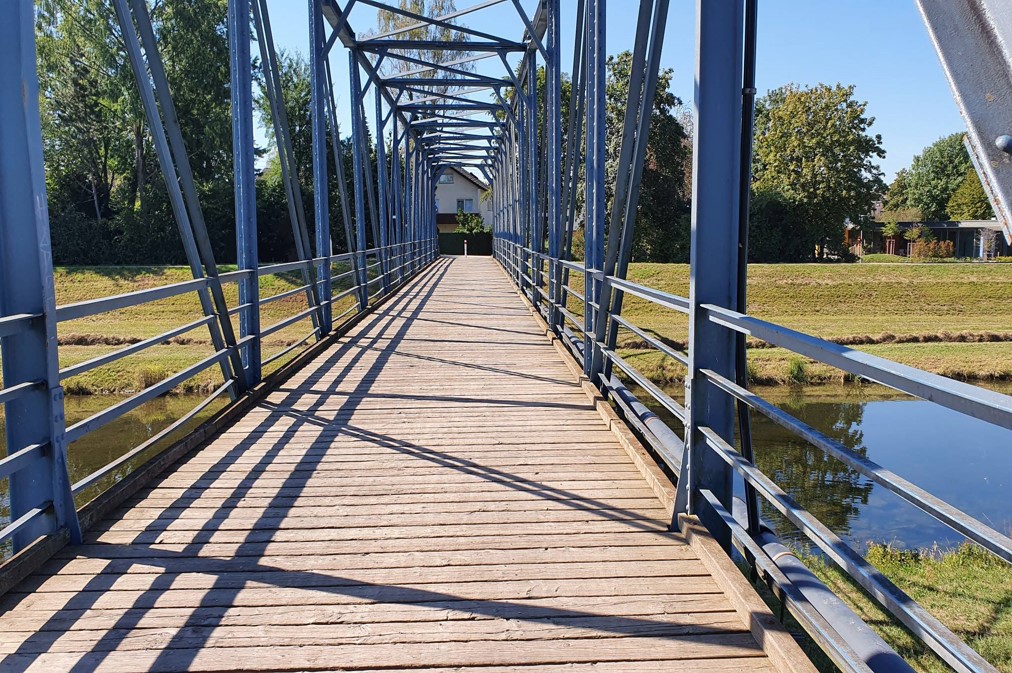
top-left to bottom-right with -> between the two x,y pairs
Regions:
4,262 -> 1008,394
798,543 -> 1012,673
615,262 -> 1012,386
33,266 -> 359,394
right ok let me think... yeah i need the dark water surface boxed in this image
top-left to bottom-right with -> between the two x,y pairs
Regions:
748,384 -> 1012,551
0,394 -> 227,528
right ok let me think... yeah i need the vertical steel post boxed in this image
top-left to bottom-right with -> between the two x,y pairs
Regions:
120,0 -> 245,394
583,0 -> 606,375
375,88 -> 391,292
676,0 -> 745,545
310,0 -> 332,333
546,0 -> 562,329
0,1 -> 82,549
524,53 -> 539,311
349,53 -> 370,309
230,0 -> 260,382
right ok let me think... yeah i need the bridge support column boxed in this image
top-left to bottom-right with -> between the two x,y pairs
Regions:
310,0 -> 332,333
676,0 -> 745,548
583,0 -> 606,377
0,1 -> 81,550
230,0 -> 260,383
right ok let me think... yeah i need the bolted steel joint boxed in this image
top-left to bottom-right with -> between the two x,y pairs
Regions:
997,135 -> 1012,155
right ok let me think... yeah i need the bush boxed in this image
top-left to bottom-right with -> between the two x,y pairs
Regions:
910,240 -> 954,259
861,253 -> 908,263
787,358 -> 809,384
454,210 -> 488,235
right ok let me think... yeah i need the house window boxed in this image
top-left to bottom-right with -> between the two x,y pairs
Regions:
438,174 -> 454,184
456,199 -> 474,212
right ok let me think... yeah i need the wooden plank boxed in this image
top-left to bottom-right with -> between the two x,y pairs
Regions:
3,635 -> 768,673
0,595 -> 736,632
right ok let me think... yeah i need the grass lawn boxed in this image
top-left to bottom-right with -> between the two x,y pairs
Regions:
2,265 -> 363,394
4,261 -> 1006,394
800,544 -> 1012,672
606,262 -> 1012,386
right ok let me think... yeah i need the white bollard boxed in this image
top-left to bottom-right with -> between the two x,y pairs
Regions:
464,240 -> 468,257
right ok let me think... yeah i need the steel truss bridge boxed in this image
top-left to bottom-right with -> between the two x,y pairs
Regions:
0,0 -> 1011,671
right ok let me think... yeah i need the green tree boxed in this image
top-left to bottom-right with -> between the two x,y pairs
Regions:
604,51 -> 691,262
256,51 -> 314,184
946,167 -> 995,221
454,210 -> 488,234
906,133 -> 972,221
752,83 -> 886,260
36,0 -> 138,221
373,0 -> 472,99
880,168 -> 921,221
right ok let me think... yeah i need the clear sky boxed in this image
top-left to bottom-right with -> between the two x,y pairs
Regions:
262,0 -> 965,181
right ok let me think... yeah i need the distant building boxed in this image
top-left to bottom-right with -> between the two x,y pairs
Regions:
434,167 -> 491,234
857,220 -> 1010,259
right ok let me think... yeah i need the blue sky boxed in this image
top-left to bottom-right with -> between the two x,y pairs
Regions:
263,0 -> 964,181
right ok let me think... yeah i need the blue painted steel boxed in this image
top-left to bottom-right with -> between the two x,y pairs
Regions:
0,0 -> 81,550
230,0 -> 260,383
310,0 -> 333,333
674,0 -> 744,539
582,0 -> 606,377
349,52 -> 371,310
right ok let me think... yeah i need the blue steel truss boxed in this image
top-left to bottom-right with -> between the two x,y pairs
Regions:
1,1 -> 1012,671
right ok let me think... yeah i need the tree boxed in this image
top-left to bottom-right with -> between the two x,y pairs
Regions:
255,51 -> 314,185
748,190 -> 811,263
36,0 -> 139,221
752,83 -> 886,260
604,51 -> 692,262
880,168 -> 921,221
906,133 -> 972,221
373,1 -> 473,99
946,167 -> 995,221
454,210 -> 488,234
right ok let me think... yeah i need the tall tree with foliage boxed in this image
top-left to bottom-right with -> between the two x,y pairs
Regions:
906,133 -> 972,221
751,83 -> 885,260
880,168 -> 921,221
36,0 -> 139,221
947,167 -> 995,221
373,0 -> 473,98
604,51 -> 691,262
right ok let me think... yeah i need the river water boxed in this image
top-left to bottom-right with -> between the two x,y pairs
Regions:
1,384 -> 1010,552
747,384 -> 1012,550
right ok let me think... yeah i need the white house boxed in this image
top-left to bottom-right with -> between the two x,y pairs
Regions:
434,167 -> 491,234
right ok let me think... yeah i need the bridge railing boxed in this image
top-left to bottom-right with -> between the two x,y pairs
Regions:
0,237 -> 437,557
495,236 -> 1012,673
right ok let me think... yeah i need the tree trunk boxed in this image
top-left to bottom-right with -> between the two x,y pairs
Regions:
127,120 -> 144,212
91,178 -> 102,222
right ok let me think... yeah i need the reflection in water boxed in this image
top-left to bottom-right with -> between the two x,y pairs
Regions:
751,395 -> 873,543
639,382 -> 1012,551
752,385 -> 1012,551
0,394 -> 226,530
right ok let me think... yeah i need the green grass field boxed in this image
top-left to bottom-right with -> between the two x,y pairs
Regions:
47,265 -> 361,394
1,261 -> 1007,394
803,544 -> 1012,672
609,262 -> 1012,386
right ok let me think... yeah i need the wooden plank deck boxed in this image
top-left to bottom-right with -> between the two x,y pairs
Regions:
0,256 -> 811,672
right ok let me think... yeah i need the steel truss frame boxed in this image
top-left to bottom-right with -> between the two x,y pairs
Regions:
0,0 -> 438,562
2,1 -> 1012,671
485,2 -> 1012,672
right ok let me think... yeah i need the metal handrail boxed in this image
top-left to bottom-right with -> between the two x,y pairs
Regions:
492,236 -> 1011,673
